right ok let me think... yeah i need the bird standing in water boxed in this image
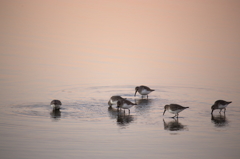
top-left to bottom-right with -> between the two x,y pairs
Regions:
108,96 -> 124,107
211,100 -> 232,114
117,99 -> 137,114
163,104 -> 189,118
50,99 -> 62,110
134,85 -> 155,99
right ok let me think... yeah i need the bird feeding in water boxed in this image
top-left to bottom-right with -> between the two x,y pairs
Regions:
117,98 -> 137,114
211,100 -> 232,114
163,104 -> 189,118
134,85 -> 155,99
108,96 -> 124,107
50,99 -> 62,110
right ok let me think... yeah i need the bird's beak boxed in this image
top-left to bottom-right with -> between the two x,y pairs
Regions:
211,109 -> 214,114
134,90 -> 137,96
163,109 -> 166,115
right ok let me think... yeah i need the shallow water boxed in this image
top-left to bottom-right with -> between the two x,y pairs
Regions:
1,1 -> 240,158
1,84 -> 240,159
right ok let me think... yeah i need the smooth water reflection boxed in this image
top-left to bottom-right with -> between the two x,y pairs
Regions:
163,118 -> 188,132
1,84 -> 240,159
117,114 -> 134,127
108,106 -> 135,128
50,109 -> 61,121
211,114 -> 228,127
135,98 -> 153,107
135,99 -> 153,114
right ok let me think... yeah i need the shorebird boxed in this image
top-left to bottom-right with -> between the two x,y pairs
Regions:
134,85 -> 155,98
163,104 -> 189,118
117,99 -> 137,114
108,96 -> 124,107
211,100 -> 232,114
50,99 -> 62,110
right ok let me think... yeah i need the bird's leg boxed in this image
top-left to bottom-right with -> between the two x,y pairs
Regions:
118,107 -> 122,112
224,108 -> 226,114
219,109 -> 222,114
128,109 -> 130,114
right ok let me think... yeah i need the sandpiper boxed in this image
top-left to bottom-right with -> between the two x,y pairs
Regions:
117,99 -> 137,114
211,100 -> 232,114
108,96 -> 124,107
134,85 -> 155,98
163,104 -> 189,118
50,99 -> 62,110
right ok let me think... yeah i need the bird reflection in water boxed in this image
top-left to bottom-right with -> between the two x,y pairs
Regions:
50,109 -> 61,121
163,118 -> 187,132
108,106 -> 134,127
108,106 -> 120,119
117,114 -> 134,127
211,114 -> 228,127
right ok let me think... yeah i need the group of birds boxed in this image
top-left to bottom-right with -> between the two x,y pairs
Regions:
108,86 -> 155,114
50,85 -> 232,118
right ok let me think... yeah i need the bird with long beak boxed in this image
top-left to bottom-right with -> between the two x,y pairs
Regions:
163,104 -> 189,118
50,99 -> 62,110
211,100 -> 232,114
117,99 -> 137,114
134,85 -> 155,99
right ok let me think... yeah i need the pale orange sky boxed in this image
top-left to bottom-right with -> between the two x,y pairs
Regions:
1,0 -> 240,88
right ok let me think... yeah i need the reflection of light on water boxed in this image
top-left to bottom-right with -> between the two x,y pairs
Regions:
211,114 -> 228,127
107,106 -> 120,119
108,106 -> 135,128
117,114 -> 134,127
50,109 -> 61,121
163,118 -> 188,134
2,83 -> 240,159
135,99 -> 152,115
135,98 -> 152,107
11,103 -> 51,118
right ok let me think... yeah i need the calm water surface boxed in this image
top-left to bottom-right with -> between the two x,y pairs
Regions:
1,83 -> 240,159
1,1 -> 240,158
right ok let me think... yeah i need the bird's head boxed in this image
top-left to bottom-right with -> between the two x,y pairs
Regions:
134,86 -> 139,96
163,105 -> 168,115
